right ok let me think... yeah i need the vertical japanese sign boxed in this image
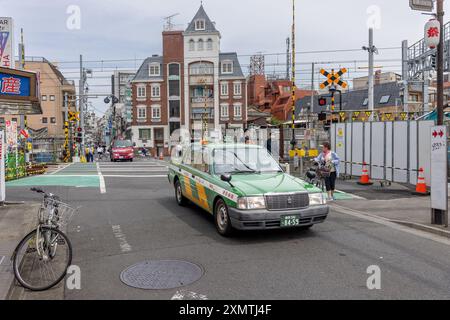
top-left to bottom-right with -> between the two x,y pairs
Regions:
0,17 -> 15,69
0,130 -> 5,202
431,126 -> 448,211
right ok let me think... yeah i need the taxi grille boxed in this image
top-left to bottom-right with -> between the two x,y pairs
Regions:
265,193 -> 309,211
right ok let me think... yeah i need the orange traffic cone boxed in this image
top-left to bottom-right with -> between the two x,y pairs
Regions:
357,162 -> 373,186
413,168 -> 430,196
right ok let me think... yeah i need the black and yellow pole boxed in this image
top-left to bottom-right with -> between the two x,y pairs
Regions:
290,0 -> 297,152
64,121 -> 70,163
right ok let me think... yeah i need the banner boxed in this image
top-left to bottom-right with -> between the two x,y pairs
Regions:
0,17 -> 14,68
0,130 -> 5,202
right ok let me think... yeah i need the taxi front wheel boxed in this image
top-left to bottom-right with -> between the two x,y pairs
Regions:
214,199 -> 233,237
175,180 -> 188,206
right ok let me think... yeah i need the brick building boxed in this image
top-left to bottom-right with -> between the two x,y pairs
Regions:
131,5 -> 247,156
247,74 -> 313,121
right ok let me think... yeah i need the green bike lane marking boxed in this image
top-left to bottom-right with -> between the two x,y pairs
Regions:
6,163 -> 101,188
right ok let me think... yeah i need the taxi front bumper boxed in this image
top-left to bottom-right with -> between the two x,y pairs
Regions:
228,205 -> 329,230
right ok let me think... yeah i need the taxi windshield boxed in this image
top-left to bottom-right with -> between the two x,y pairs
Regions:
213,147 -> 282,175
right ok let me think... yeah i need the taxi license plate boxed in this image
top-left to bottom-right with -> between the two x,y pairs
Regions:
119,156 -> 124,159
280,215 -> 300,228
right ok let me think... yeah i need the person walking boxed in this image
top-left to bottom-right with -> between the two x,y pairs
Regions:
315,142 -> 340,201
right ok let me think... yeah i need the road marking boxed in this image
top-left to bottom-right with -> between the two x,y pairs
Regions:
331,203 -> 450,246
0,256 -> 5,266
103,175 -> 167,178
97,163 -> 106,194
49,163 -> 74,175
111,225 -> 132,253
171,290 -> 208,300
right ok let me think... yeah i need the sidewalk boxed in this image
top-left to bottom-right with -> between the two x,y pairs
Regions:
332,179 -> 450,238
0,203 -> 38,300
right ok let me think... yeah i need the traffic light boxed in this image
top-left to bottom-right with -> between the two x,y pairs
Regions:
431,53 -> 437,70
75,127 -> 83,143
318,97 -> 327,107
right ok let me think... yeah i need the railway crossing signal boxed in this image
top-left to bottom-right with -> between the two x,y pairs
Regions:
320,68 -> 348,90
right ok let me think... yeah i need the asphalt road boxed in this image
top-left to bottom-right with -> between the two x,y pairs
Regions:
6,158 -> 450,300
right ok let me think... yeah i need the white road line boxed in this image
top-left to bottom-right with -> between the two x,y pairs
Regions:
331,203 -> 450,246
0,256 -> 5,266
171,290 -> 208,300
111,225 -> 132,253
96,162 -> 106,194
49,163 -> 74,175
103,175 -> 167,178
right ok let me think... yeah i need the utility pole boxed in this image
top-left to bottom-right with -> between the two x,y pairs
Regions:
401,40 -> 409,112
79,54 -> 85,155
363,28 -> 377,121
368,28 -> 375,119
290,0 -> 297,151
436,0 -> 445,126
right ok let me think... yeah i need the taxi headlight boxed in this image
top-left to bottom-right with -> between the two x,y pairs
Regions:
237,197 -> 266,210
309,193 -> 326,206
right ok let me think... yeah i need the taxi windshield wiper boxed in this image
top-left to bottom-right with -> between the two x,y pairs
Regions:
229,169 -> 256,175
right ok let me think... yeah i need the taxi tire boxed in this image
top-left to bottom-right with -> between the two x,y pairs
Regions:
214,199 -> 233,237
175,180 -> 188,206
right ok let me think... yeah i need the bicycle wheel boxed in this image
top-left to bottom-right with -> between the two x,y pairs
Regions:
12,227 -> 72,291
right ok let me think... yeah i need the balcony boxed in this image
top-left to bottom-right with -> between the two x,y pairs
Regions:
191,97 -> 214,108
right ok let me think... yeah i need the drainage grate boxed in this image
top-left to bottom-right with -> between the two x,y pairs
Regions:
120,260 -> 203,290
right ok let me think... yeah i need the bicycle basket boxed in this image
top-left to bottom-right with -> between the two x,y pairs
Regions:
39,198 -> 78,228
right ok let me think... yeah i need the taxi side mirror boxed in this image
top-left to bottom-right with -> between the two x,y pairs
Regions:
220,174 -> 232,183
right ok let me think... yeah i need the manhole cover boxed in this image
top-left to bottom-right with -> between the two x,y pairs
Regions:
120,260 -> 203,290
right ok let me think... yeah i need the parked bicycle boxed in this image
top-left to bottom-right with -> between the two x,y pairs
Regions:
11,188 -> 77,291
304,161 -> 326,191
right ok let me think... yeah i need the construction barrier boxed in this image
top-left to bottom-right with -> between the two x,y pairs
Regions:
331,120 -> 435,187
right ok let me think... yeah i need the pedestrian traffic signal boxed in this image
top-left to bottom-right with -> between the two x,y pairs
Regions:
431,53 -> 437,70
318,97 -> 327,107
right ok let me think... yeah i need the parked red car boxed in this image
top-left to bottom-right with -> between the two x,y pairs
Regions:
110,140 -> 134,162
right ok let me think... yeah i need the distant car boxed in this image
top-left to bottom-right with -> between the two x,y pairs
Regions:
110,140 -> 134,162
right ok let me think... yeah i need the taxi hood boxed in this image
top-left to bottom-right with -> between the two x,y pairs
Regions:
227,173 -> 321,196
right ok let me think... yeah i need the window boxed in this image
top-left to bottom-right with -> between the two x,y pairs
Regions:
362,98 -> 369,106
169,80 -> 180,97
50,117 -> 56,124
42,117 -> 48,124
234,104 -> 242,118
221,83 -> 229,96
168,63 -> 180,76
222,61 -> 233,74
189,39 -> 195,51
49,95 -> 55,101
189,62 -> 214,75
170,100 -> 181,118
220,104 -> 229,118
137,106 -> 147,119
151,85 -> 161,98
198,39 -> 204,51
41,95 -> 47,101
151,105 -> 161,120
139,129 -> 151,140
283,86 -> 291,93
12,118 -> 17,122
195,19 -> 205,31
233,82 -> 242,96
0,117 -> 4,124
207,39 -> 213,50
137,86 -> 146,99
380,95 -> 391,104
149,63 -> 160,76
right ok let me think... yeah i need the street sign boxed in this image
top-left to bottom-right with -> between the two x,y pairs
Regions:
431,126 -> 448,211
409,0 -> 434,12
320,68 -> 348,90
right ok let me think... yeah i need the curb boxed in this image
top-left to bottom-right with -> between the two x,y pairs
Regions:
330,203 -> 450,239
389,220 -> 450,239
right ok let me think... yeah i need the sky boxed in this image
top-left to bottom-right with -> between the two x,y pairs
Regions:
2,0 -> 449,114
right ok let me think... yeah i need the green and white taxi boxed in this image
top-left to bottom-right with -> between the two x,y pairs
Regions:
168,143 -> 329,236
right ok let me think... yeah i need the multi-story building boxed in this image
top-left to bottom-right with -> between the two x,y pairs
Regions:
112,70 -> 135,139
2,57 -> 76,137
131,5 -> 247,156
